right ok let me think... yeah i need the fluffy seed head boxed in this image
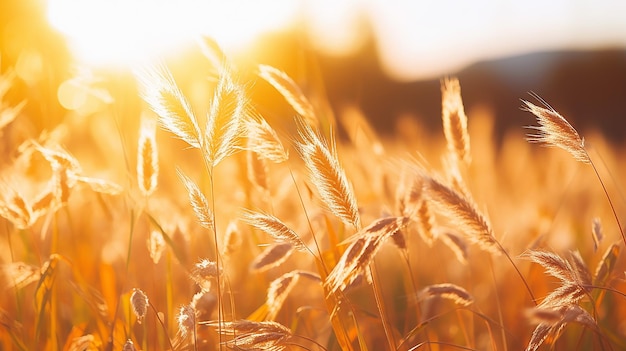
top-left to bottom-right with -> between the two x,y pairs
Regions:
522,98 -> 590,164
137,116 -> 159,197
130,288 -> 149,324
441,77 -> 471,165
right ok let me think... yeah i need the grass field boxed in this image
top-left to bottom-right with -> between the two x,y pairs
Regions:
1,39 -> 626,351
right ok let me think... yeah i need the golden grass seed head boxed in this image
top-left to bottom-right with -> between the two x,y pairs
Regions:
122,339 -> 136,351
251,242 -> 294,272
191,259 -> 221,290
147,229 -> 165,264
177,304 -> 196,337
137,116 -> 159,197
191,291 -> 216,320
130,288 -> 149,324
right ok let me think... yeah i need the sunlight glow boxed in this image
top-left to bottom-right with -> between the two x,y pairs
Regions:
47,0 -> 298,67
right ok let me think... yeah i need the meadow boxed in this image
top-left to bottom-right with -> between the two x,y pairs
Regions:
1,39 -> 626,351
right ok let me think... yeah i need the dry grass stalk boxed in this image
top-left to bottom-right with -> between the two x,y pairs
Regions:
591,217 -> 603,252
245,115 -> 289,163
257,64 -> 318,128
177,169 -> 213,230
424,176 -> 499,254
522,99 -> 590,164
297,119 -> 361,230
594,243 -> 620,285
137,65 -> 202,149
418,283 -> 474,306
35,145 -> 82,175
251,242 -> 294,272
242,210 -> 307,251
441,77 -> 471,165
523,250 -> 592,308
130,288 -> 149,324
137,117 -> 159,197
204,71 -> 247,167
205,319 -> 293,351
325,216 -> 409,294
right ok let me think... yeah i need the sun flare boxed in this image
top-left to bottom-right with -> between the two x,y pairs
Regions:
47,0 -> 297,67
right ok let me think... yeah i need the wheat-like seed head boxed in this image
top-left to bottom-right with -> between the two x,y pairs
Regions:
137,116 -> 158,197
425,176 -> 499,254
122,340 -> 136,351
418,283 -> 474,306
191,259 -> 221,291
246,148 -> 269,193
1,261 -> 41,289
147,230 -> 165,264
177,169 -> 213,231
204,70 -> 247,167
67,335 -> 98,351
204,320 -> 293,351
267,271 -> 300,320
222,220 -> 241,257
250,242 -> 294,272
242,210 -> 307,251
325,216 -> 409,294
439,230 -> 469,265
297,119 -> 361,230
441,77 -> 471,165
523,250 -> 592,308
591,217 -> 603,252
525,304 -> 597,351
130,288 -> 149,324
244,115 -> 289,163
594,243 -> 620,285
177,304 -> 196,337
137,65 -> 202,149
522,99 -> 591,164
257,64 -> 318,128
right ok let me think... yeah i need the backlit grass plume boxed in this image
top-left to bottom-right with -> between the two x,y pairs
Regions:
137,116 -> 158,197
522,98 -> 590,164
296,119 -> 361,230
137,65 -> 202,149
441,77 -> 470,165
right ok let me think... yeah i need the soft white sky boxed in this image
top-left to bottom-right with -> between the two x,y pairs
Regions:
48,0 -> 626,80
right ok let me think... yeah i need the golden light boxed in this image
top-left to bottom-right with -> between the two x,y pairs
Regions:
47,0 -> 298,67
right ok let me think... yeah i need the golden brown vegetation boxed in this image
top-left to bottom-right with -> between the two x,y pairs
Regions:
1,41 -> 626,351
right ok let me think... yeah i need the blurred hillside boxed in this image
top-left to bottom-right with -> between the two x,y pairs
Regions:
2,0 -> 625,144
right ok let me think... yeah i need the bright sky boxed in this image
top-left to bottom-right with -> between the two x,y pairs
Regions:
48,0 -> 626,80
